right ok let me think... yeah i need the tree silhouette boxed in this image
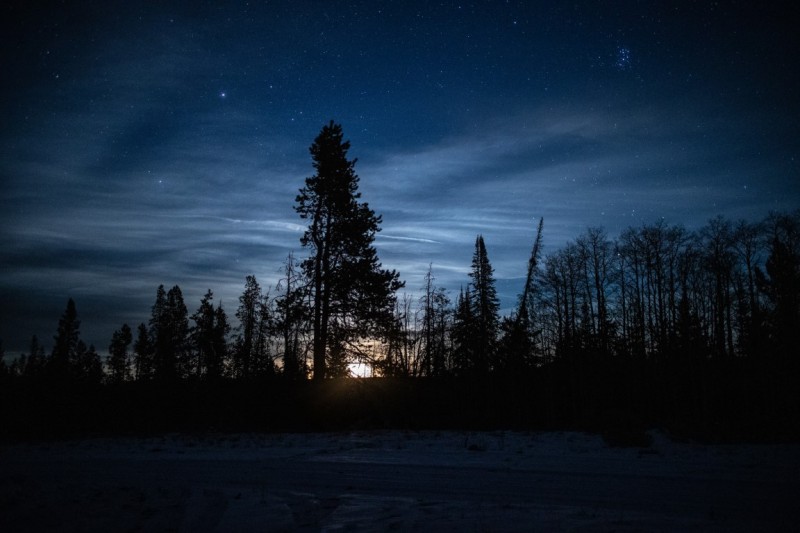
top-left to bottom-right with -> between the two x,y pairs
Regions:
500,218 -> 544,372
107,323 -> 133,384
274,253 -> 309,379
74,341 -> 103,385
703,216 -> 736,358
149,285 -> 189,381
576,227 -> 614,356
148,285 -> 167,377
234,275 -> 263,379
732,219 -> 766,358
757,211 -> 800,360
419,264 -> 436,376
189,290 -> 230,380
51,298 -> 81,379
253,290 -> 275,377
191,290 -> 216,378
469,235 -> 500,374
18,334 -> 46,378
133,323 -> 153,380
295,121 -> 403,379
419,264 -> 451,377
210,304 -> 229,380
451,286 -> 475,375
3,210 -> 800,439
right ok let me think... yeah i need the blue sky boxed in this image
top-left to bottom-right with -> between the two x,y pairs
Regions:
1,1 -> 797,354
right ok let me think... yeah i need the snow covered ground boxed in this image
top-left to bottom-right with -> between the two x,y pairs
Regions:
2,430 -> 798,531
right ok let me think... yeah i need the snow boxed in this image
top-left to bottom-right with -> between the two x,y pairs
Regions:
2,430 -> 798,531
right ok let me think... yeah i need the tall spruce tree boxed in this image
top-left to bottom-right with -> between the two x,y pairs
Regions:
469,235 -> 500,373
295,121 -> 403,379
210,304 -> 229,380
234,275 -> 262,379
148,285 -> 167,377
149,285 -> 189,381
133,323 -> 153,380
191,290 -> 216,378
253,292 -> 275,376
51,298 -> 81,379
451,287 -> 475,375
190,290 -> 230,380
23,334 -> 47,378
166,285 -> 190,378
74,341 -> 103,385
107,323 -> 133,384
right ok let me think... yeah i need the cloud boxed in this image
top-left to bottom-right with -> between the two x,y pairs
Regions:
1,2 -> 796,355
378,234 -> 440,244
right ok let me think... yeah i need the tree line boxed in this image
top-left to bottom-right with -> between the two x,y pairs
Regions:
1,122 -> 798,440
4,211 -> 796,383
1,122 -> 798,386
333,211 -> 800,379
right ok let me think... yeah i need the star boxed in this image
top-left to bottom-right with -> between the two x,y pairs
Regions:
0,0 -> 795,361
615,47 -> 631,71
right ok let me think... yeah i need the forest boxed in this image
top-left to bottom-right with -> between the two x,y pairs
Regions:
2,122 -> 799,443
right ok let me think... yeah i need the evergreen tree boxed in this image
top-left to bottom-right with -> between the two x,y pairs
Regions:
469,235 -> 500,373
498,315 -> 529,372
451,287 -> 475,375
21,334 -> 47,378
75,341 -> 103,385
209,304 -> 229,380
252,292 -> 275,376
188,290 -> 229,380
234,275 -> 262,379
295,121 -> 403,379
326,337 -> 351,378
51,298 -> 81,379
148,285 -> 167,377
191,290 -> 216,378
430,286 -> 451,376
149,285 -> 188,381
165,285 -> 190,379
107,323 -> 133,384
133,323 -> 153,380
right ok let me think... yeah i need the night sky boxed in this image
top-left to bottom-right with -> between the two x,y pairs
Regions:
1,1 -> 798,355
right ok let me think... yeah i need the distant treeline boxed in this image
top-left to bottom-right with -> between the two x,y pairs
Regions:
1,210 -> 798,442
5,211 -> 797,383
1,122 -> 798,441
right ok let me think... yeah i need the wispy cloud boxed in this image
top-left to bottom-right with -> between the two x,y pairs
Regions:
1,2 -> 796,354
378,234 -> 440,244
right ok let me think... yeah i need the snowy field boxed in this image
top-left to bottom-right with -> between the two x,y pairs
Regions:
2,430 -> 799,532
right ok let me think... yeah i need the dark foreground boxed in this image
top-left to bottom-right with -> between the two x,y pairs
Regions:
4,358 -> 799,443
2,431 -> 799,532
